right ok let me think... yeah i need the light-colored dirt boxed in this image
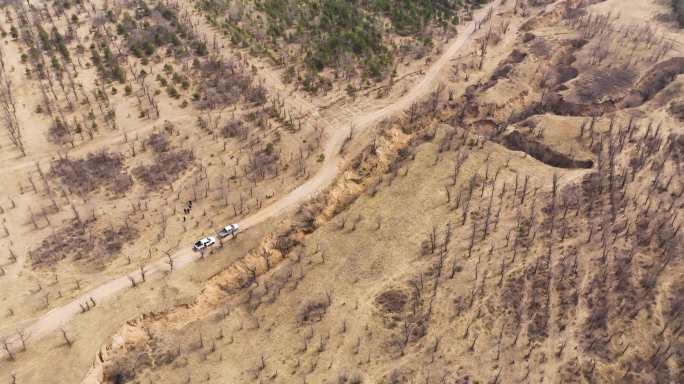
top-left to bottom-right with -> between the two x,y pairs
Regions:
0,0 -> 502,353
6,1 -> 683,383
70,0 -> 684,382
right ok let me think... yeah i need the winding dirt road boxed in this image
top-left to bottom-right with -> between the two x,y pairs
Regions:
0,0 -> 501,352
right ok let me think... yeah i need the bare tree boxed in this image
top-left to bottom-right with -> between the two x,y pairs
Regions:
17,329 -> 29,351
1,337 -> 14,360
0,56 -> 24,155
60,327 -> 72,347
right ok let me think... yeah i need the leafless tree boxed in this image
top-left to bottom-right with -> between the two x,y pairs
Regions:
17,329 -> 29,351
0,57 -> 24,155
1,337 -> 14,360
60,327 -> 72,347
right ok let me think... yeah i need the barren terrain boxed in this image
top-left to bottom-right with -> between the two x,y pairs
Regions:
1,0 -> 683,383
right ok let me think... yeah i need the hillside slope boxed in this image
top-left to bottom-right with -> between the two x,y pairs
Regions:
87,1 -> 684,383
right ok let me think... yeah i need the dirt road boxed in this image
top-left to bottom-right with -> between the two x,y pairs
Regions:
0,0 -> 501,352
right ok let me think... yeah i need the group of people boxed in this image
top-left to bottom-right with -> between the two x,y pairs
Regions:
182,200 -> 193,222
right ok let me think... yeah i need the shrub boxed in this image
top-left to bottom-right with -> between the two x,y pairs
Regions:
47,119 -> 72,144
167,85 -> 179,98
100,225 -> 139,254
296,297 -> 329,325
133,149 -> 194,188
49,151 -> 133,195
171,72 -> 183,83
30,220 -> 139,268
30,221 -> 94,267
222,119 -> 247,138
195,57 -> 264,109
345,83 -> 357,97
575,67 -> 637,103
248,147 -> 279,175
90,44 -> 125,83
246,84 -> 267,105
145,132 -> 170,153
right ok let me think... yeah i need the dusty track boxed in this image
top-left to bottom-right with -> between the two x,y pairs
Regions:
0,0 -> 502,352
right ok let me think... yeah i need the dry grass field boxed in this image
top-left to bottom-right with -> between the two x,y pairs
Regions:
1,0 -> 683,383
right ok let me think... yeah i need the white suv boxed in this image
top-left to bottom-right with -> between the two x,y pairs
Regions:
193,236 -> 216,251
217,224 -> 240,238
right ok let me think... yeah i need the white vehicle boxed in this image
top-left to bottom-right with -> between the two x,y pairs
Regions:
193,236 -> 216,251
217,224 -> 240,238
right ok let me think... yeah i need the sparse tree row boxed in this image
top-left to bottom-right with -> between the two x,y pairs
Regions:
0,45 -> 24,155
408,5 -> 684,378
7,0 -> 117,148
362,111 -> 683,381
2,0 -> 277,152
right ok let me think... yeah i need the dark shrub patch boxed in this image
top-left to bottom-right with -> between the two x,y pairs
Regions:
133,149 -> 194,188
50,151 -> 132,195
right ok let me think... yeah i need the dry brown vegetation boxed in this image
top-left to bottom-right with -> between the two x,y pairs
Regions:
1,0 -> 683,384
77,1 -> 684,383
132,148 -> 194,188
0,0 -> 326,356
49,151 -> 132,196
30,219 -> 139,268
195,56 -> 267,109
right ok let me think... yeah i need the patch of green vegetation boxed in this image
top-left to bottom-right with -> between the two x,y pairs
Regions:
202,0 -> 465,82
35,24 -> 71,61
371,0 -> 462,36
90,42 -> 125,83
255,0 -> 391,78
167,84 -> 180,98
114,5 -> 207,59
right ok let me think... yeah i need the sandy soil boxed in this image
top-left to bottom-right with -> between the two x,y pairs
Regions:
3,0 -> 683,383
67,0 -> 684,382
0,0 -> 502,354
